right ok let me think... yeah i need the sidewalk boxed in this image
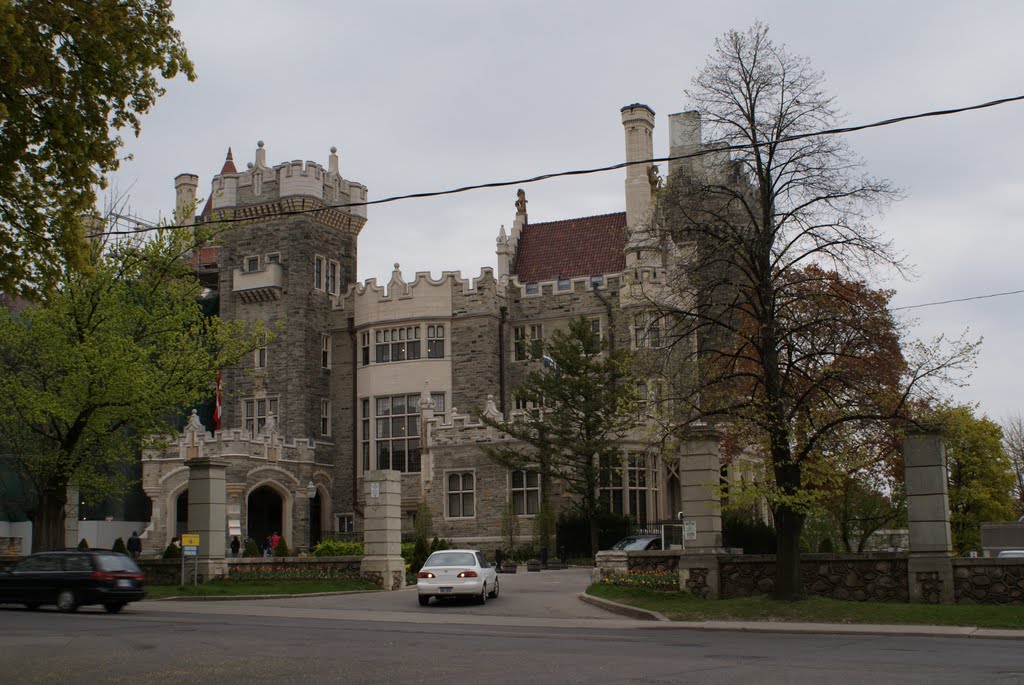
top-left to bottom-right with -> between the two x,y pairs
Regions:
579,593 -> 1024,640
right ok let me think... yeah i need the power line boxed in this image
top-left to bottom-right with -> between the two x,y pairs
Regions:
91,94 -> 1024,238
892,288 -> 1024,311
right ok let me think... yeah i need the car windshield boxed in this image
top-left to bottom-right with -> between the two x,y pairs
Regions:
95,554 -> 142,573
424,552 -> 476,568
611,537 -> 655,551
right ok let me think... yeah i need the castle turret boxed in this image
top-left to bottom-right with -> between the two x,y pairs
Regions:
174,173 -> 199,224
668,111 -> 702,177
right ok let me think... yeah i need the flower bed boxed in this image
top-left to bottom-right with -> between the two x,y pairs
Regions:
599,569 -> 678,592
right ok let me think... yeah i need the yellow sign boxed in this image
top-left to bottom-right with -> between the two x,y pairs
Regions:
181,533 -> 200,546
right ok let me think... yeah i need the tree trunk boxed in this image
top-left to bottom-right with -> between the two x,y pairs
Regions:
32,483 -> 69,552
773,505 -> 805,600
589,516 -> 600,558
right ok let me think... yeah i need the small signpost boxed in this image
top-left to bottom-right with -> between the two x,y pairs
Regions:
180,533 -> 200,586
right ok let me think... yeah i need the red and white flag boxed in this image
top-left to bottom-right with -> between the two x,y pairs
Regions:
214,372 -> 222,432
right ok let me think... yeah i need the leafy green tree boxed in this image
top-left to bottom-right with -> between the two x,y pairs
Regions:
480,316 -> 639,557
932,405 -> 1016,553
0,226 -> 259,551
0,0 -> 194,297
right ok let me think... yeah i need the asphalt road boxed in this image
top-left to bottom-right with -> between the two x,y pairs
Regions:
3,568 -> 1024,684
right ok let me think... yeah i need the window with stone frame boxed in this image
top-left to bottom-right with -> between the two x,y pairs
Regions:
590,317 -> 602,339
374,394 -> 421,472
374,326 -> 421,364
314,255 -> 325,290
320,398 -> 331,437
447,472 -> 475,518
254,334 -> 267,370
360,332 -> 370,366
321,334 -> 332,369
513,326 -> 527,361
557,276 -> 571,291
336,514 -> 355,534
529,324 -> 544,357
510,469 -> 540,516
360,398 -> 370,471
599,455 -> 624,515
430,392 -> 445,419
243,397 -> 278,436
328,260 -> 339,295
626,452 -> 657,524
633,312 -> 661,349
245,255 -> 260,273
426,324 -> 445,359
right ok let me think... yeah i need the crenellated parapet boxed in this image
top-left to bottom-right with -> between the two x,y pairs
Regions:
502,271 -> 626,298
143,411 -> 322,466
207,141 -> 368,230
335,264 -> 505,321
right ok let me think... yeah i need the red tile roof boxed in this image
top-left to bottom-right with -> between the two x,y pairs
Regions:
220,147 -> 237,174
512,212 -> 626,282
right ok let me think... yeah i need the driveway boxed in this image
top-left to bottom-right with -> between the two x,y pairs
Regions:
143,566 -> 629,626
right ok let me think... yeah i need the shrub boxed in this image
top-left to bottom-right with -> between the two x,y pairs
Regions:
162,543 -> 181,559
243,538 -> 260,557
313,539 -> 364,557
77,538 -> 89,549
501,499 -> 521,559
600,570 -> 678,591
273,537 -> 290,557
555,509 -> 632,558
722,512 -> 777,554
112,537 -> 128,554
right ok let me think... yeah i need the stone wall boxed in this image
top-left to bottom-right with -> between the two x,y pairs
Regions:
720,554 -> 908,602
953,559 -> 1024,604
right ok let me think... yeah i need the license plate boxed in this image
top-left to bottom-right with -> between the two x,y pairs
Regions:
439,587 -> 453,593
116,579 -> 133,588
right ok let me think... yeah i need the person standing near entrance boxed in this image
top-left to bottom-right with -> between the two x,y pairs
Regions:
230,536 -> 240,558
127,531 -> 142,560
271,531 -> 281,552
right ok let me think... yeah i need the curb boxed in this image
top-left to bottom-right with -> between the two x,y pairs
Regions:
578,592 -> 669,621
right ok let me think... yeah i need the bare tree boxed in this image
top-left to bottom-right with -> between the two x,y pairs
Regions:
1001,413 -> 1024,517
640,23 -> 975,599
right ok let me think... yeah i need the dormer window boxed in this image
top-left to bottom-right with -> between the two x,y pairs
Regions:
525,282 -> 539,294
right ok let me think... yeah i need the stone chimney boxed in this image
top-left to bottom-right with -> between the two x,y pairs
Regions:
621,103 -> 655,230
174,173 -> 199,224
668,111 -> 702,177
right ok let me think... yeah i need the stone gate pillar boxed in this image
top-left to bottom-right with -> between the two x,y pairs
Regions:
187,457 -> 229,582
903,433 -> 954,603
679,426 -> 724,554
360,470 -> 406,591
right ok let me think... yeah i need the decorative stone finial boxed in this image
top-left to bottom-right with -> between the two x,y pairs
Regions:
515,189 -> 527,214
483,395 -> 502,420
255,140 -> 267,168
329,146 -> 339,174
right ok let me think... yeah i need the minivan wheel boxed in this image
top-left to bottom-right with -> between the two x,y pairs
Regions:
56,589 -> 78,613
103,602 -> 125,614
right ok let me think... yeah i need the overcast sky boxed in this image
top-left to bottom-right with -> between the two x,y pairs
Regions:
108,1 -> 1024,422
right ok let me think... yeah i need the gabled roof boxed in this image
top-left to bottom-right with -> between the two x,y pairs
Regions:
512,212 -> 626,283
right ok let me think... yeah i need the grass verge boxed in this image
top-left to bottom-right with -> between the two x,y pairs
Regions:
145,578 -> 380,600
586,584 -> 1024,629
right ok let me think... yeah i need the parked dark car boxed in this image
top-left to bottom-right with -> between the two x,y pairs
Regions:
609,535 -> 662,551
0,550 -> 145,613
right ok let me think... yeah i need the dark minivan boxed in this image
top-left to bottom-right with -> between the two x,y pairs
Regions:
0,550 -> 145,613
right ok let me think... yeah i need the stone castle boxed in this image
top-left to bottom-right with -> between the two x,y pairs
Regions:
140,104 -> 754,553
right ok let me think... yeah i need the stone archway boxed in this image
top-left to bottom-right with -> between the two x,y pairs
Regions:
248,485 -> 283,552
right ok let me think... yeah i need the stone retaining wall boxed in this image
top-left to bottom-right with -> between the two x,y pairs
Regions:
720,554 -> 908,602
953,559 -> 1024,604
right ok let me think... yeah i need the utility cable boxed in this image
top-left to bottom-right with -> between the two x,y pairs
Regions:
90,94 -> 1024,238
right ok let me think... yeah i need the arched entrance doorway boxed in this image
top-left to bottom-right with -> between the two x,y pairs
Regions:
175,491 -> 189,538
248,486 -> 283,551
309,491 -> 322,548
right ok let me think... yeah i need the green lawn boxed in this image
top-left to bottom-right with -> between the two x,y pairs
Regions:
587,584 -> 1024,630
145,578 -> 380,600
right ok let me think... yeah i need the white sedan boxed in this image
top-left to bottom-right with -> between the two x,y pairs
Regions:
416,549 -> 499,606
